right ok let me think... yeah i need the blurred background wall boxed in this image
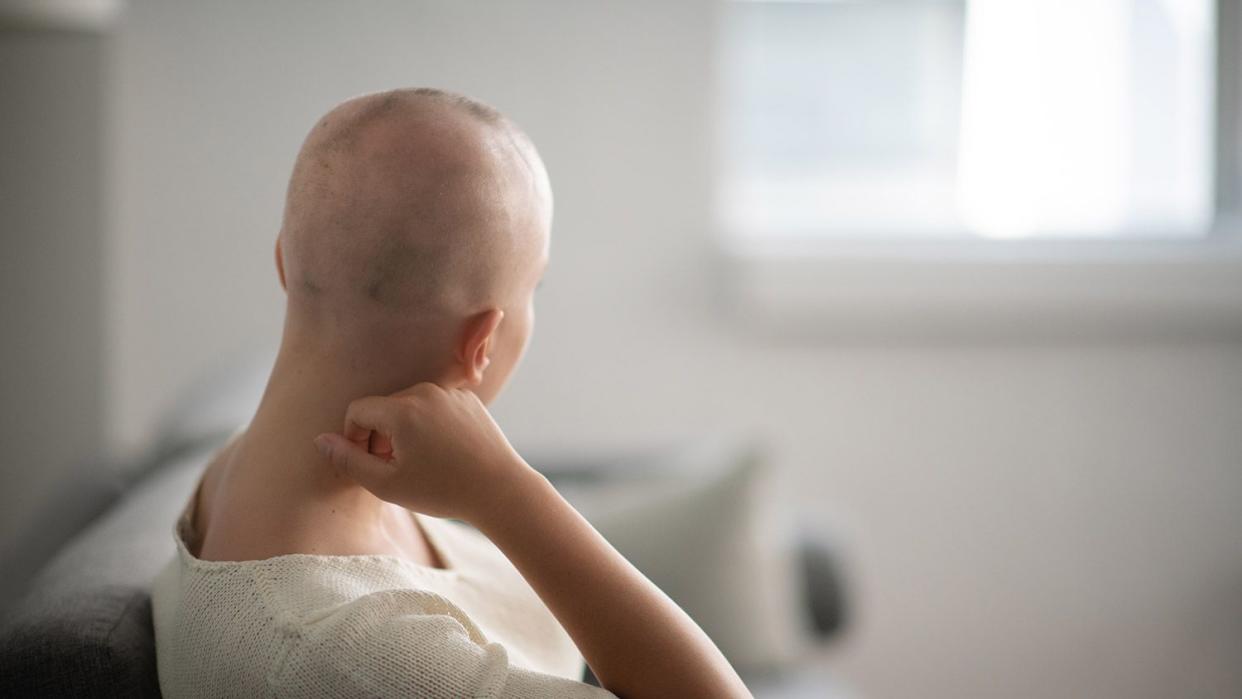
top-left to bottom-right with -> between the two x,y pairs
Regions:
0,15 -> 108,590
3,1 -> 1241,697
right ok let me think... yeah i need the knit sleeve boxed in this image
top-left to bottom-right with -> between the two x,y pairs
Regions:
272,588 -> 618,699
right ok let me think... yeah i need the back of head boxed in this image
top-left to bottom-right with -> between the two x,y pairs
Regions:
276,88 -> 552,388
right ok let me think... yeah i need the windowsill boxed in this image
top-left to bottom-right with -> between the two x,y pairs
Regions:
720,234 -> 1242,341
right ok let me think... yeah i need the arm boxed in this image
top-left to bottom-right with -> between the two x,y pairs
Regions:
314,383 -> 752,699
475,463 -> 751,699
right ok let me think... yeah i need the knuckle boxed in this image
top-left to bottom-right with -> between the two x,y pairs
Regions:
345,397 -> 371,418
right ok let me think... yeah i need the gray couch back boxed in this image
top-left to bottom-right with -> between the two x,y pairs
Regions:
0,438 -> 219,698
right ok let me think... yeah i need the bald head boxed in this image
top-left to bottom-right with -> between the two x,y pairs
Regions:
278,88 -> 552,330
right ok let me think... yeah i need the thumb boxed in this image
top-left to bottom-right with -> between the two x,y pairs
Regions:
314,433 -> 394,489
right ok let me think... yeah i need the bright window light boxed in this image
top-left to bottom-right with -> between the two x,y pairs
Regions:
717,0 -> 1216,240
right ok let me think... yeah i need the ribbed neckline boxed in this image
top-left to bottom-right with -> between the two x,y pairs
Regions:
172,507 -> 460,580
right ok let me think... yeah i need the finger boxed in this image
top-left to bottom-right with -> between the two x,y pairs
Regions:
347,425 -> 371,452
343,396 -> 400,443
369,430 -> 393,459
314,433 -> 395,490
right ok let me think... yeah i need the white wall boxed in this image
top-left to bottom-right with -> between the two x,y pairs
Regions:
110,2 -> 1242,697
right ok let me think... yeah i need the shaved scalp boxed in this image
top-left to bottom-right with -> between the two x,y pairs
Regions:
278,88 -> 552,339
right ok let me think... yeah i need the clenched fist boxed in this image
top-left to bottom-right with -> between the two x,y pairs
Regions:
313,382 -> 539,524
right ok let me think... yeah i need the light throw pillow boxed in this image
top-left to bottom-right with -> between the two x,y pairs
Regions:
555,438 -> 809,673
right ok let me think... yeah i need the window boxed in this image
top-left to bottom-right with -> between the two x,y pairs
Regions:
717,0 -> 1219,241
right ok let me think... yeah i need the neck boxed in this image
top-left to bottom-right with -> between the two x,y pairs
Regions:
235,342 -> 436,518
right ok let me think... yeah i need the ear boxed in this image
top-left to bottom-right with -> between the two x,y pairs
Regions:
457,308 -> 504,386
275,236 -> 287,291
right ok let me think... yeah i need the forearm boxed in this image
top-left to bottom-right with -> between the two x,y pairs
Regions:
472,463 -> 752,699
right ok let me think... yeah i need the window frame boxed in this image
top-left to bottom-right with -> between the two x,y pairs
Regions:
717,0 -> 1242,338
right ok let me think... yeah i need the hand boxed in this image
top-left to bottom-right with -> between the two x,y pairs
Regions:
316,387 -> 752,699
313,382 -> 536,523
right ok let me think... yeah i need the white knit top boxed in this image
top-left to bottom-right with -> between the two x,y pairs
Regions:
150,471 -> 617,698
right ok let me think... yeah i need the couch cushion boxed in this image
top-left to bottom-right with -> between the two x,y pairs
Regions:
0,437 -> 223,698
0,454 -> 129,616
553,436 -> 810,674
